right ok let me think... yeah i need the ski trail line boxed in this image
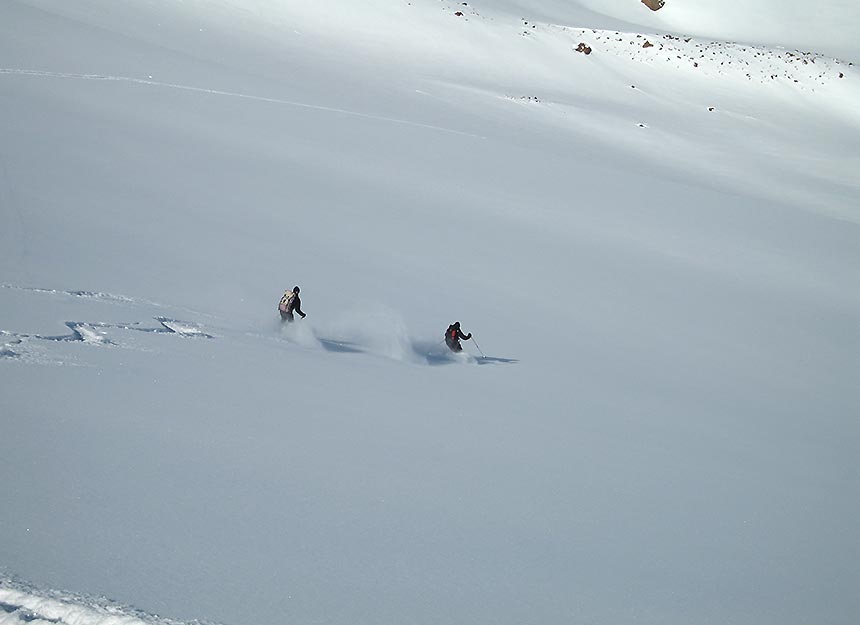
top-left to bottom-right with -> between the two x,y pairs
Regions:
0,283 -> 222,321
0,68 -> 485,139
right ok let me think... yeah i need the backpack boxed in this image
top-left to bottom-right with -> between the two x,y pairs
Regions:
446,325 -> 458,343
279,290 -> 296,313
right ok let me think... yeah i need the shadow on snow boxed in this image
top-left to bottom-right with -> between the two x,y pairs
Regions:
315,337 -> 519,366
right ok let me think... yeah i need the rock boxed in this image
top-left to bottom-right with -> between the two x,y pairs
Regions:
641,0 -> 665,10
575,43 -> 592,55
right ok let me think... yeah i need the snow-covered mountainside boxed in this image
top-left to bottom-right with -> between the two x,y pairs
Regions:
2,1 -> 858,624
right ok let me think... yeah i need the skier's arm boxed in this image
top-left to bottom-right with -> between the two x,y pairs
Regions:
293,297 -> 306,318
458,329 -> 471,340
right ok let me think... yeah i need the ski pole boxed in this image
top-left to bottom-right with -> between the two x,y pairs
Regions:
471,336 -> 486,358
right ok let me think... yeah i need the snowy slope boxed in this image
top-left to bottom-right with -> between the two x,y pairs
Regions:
2,1 -> 859,624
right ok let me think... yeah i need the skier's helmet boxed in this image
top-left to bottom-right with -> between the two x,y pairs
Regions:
293,286 -> 300,293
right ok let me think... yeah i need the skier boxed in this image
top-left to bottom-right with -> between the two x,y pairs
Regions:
279,286 -> 306,322
444,321 -> 472,352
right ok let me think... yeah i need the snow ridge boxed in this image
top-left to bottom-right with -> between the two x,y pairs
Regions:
0,581 -> 215,625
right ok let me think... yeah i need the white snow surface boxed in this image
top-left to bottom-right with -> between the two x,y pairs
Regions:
1,585 -> 149,625
1,1 -> 858,624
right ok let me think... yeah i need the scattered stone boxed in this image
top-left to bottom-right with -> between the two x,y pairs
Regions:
839,72 -> 844,78
643,41 -> 653,48
507,95 -> 542,103
708,107 -> 715,111
575,43 -> 592,55
454,11 -> 463,16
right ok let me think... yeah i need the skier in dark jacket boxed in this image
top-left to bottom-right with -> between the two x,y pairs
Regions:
279,286 -> 306,322
445,321 -> 472,352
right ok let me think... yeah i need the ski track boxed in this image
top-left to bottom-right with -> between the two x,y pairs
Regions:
1,284 -> 137,304
2,320 -> 515,366
1,284 -> 220,320
2,284 -> 516,366
0,69 -> 484,139
1,318 -> 214,346
246,330 -> 518,366
1,286 -> 216,363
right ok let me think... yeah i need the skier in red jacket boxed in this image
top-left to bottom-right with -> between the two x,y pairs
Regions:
444,321 -> 472,352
